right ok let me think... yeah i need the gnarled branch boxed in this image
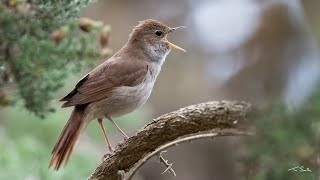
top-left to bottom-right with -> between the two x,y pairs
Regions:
88,101 -> 252,180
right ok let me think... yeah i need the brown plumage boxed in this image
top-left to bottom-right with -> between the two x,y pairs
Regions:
60,58 -> 149,107
49,19 -> 185,170
49,58 -> 148,170
49,104 -> 86,170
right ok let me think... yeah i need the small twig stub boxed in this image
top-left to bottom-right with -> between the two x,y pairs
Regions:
158,151 -> 176,176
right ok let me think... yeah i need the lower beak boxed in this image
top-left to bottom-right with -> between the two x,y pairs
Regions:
163,35 -> 186,52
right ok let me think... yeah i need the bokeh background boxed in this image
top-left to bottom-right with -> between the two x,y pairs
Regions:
1,0 -> 320,179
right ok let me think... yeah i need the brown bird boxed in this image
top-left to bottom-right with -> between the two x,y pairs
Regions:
49,19 -> 186,170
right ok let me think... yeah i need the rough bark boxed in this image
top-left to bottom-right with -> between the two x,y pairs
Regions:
88,101 -> 252,180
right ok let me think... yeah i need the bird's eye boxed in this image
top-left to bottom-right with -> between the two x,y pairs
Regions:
155,30 -> 163,37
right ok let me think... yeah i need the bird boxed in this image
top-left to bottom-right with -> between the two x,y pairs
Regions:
49,19 -> 186,170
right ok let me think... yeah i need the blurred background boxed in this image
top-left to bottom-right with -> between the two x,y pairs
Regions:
1,0 -> 320,179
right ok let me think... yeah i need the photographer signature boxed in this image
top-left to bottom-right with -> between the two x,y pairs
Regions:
288,166 -> 312,173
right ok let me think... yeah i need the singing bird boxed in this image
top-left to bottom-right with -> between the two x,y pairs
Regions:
49,19 -> 186,170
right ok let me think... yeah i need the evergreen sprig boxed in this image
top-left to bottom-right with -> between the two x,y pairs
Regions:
0,0 -> 111,118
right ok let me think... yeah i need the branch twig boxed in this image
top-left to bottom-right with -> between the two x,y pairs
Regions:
158,151 -> 176,176
88,101 -> 252,180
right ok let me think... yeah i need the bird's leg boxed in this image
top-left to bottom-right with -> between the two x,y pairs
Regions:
97,118 -> 114,152
105,115 -> 129,140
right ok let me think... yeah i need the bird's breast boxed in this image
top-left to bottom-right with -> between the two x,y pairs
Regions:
85,64 -> 161,119
110,83 -> 153,117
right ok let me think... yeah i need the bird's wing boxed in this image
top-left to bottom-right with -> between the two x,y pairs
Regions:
60,58 -> 149,107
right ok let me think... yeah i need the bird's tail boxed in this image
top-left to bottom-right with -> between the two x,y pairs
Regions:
49,105 -> 87,170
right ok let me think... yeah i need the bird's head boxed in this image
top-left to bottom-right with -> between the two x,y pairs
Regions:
128,19 -> 186,61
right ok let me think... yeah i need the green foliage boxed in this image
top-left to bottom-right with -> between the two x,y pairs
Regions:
0,102 -> 150,179
241,87 -> 320,180
0,104 -> 98,180
0,0 -> 108,118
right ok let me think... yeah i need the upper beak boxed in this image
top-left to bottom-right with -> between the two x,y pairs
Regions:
163,26 -> 186,52
168,26 -> 187,33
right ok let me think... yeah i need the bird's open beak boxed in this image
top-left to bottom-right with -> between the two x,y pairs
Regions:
163,26 -> 187,52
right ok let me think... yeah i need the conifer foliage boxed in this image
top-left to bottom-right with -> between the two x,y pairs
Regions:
0,0 -> 111,118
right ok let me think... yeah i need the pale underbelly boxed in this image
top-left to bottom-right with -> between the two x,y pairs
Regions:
84,82 -> 154,120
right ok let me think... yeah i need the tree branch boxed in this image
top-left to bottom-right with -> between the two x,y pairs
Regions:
88,101 -> 252,180
123,131 -> 253,180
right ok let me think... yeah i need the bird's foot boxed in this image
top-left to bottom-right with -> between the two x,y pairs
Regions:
108,144 -> 115,152
102,147 -> 114,161
123,135 -> 129,141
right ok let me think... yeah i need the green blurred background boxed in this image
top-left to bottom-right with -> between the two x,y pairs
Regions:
1,0 -> 320,179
